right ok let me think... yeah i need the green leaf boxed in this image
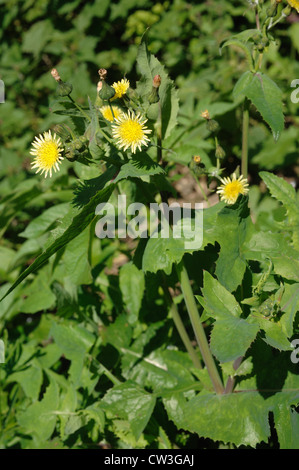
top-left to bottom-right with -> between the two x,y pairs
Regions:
17,379 -> 59,442
19,203 -> 70,239
233,71 -> 284,140
60,226 -> 92,285
119,262 -> 145,324
214,197 -> 252,292
0,183 -> 115,301
7,361 -> 43,400
114,153 -> 164,183
198,272 -> 259,362
136,38 -> 179,139
260,171 -> 299,250
274,405 -> 299,449
280,283 -> 299,338
20,270 -> 56,314
220,39 -> 254,71
210,316 -> 259,362
101,380 -> 156,441
50,320 -> 95,384
142,237 -> 185,275
198,271 -> 242,319
164,391 -> 271,447
257,317 -> 292,351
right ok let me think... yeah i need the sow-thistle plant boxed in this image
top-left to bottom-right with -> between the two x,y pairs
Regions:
3,3 -> 299,448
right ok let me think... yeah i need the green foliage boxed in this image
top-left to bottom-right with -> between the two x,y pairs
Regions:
0,0 -> 298,451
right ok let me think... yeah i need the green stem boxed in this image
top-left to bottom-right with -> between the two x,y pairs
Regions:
157,101 -> 163,165
68,95 -> 91,122
241,97 -> 250,178
176,262 -> 225,394
90,356 -> 121,386
161,274 -> 202,370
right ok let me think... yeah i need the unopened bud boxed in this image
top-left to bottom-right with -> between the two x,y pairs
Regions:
282,5 -> 292,16
98,80 -> 116,101
215,145 -> 226,160
206,119 -> 219,133
266,2 -> 278,17
193,155 -> 202,164
153,74 -> 161,88
57,81 -> 73,97
147,87 -> 159,104
52,124 -> 70,140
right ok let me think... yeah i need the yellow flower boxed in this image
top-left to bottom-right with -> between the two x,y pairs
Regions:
111,110 -> 152,154
30,130 -> 64,178
216,173 -> 249,205
287,0 -> 299,12
99,105 -> 124,122
111,78 -> 130,100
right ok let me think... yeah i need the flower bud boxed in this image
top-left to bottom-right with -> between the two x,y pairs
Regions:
57,81 -> 73,97
147,75 -> 161,104
51,68 -> 73,97
206,119 -> 219,133
215,145 -> 226,160
98,80 -> 116,101
282,5 -> 292,16
153,74 -> 161,89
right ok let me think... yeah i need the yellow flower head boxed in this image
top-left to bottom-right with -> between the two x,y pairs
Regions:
111,110 -> 152,154
99,105 -> 124,122
111,78 -> 130,100
216,173 -> 249,205
30,130 -> 64,178
287,0 -> 299,12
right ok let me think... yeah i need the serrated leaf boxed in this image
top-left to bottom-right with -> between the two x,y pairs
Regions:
17,379 -> 59,442
101,380 -> 156,441
164,391 -> 271,447
142,236 -> 185,275
260,171 -> 299,249
114,153 -> 164,183
210,316 -> 259,362
213,197 -> 252,292
198,272 -> 259,362
274,405 -> 299,449
233,71 -> 284,140
7,361 -> 43,400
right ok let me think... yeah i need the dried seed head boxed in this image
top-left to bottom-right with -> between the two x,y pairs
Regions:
51,68 -> 61,82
